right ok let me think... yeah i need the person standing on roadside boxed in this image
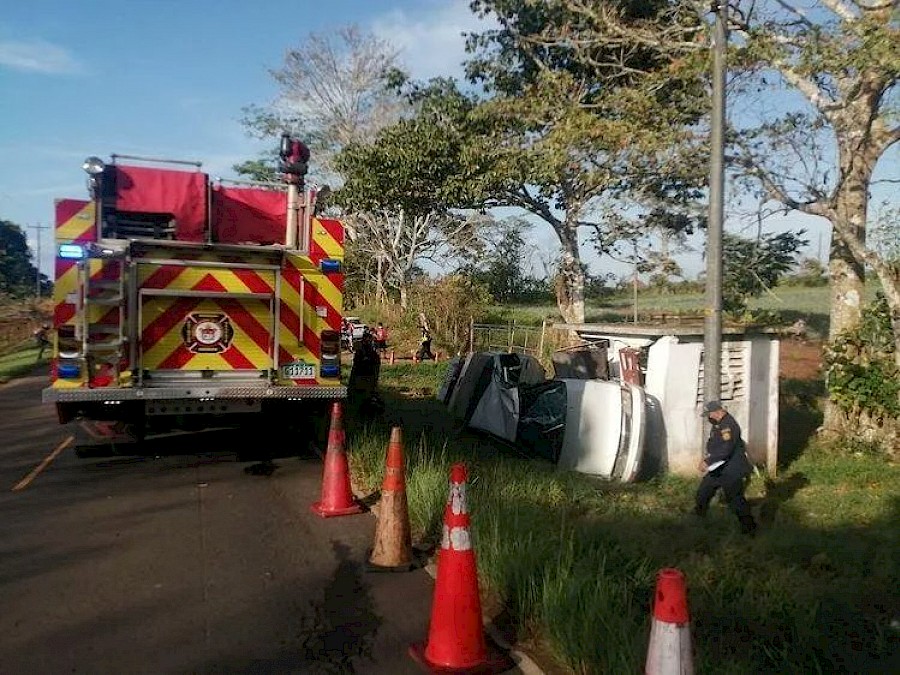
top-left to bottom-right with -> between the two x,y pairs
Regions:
373,322 -> 388,353
694,401 -> 757,535
34,323 -> 51,361
417,325 -> 435,361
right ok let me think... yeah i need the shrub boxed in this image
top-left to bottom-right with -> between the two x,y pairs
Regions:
824,295 -> 899,455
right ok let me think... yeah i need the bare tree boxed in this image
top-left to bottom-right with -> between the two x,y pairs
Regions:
241,25 -> 408,177
344,210 -> 488,308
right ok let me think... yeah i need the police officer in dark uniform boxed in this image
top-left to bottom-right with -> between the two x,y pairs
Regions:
694,401 -> 757,535
348,329 -> 384,416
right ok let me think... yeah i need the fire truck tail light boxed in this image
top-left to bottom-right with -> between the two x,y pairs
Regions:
320,364 -> 340,378
320,330 -> 340,379
320,330 -> 340,355
57,361 -> 81,379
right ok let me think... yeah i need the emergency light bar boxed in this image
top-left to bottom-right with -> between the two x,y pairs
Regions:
59,243 -> 84,259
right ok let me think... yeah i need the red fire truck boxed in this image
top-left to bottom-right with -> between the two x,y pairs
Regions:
43,136 -> 346,441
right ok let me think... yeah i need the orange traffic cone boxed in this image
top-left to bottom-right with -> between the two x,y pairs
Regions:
367,427 -> 416,572
645,568 -> 694,674
310,402 -> 364,518
409,463 -> 512,673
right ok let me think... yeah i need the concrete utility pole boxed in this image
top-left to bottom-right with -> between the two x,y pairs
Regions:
28,223 -> 51,299
704,1 -> 727,406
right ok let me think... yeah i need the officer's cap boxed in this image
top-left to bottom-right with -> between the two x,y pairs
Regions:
701,400 -> 724,416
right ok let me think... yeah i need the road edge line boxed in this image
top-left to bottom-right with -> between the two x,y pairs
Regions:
11,435 -> 74,492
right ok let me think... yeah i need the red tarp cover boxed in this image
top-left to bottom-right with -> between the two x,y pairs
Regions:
114,165 -> 208,241
211,185 -> 286,245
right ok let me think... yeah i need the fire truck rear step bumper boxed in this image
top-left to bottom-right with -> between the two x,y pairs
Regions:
43,385 -> 346,403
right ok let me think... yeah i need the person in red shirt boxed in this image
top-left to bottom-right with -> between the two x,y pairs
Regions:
373,322 -> 388,353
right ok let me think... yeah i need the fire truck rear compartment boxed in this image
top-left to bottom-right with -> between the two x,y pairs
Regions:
47,148 -> 346,434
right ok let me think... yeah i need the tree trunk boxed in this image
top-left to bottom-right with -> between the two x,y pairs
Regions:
375,256 -> 386,304
556,222 -> 585,325
823,156 -> 870,431
894,310 -> 900,379
827,232 -> 865,342
398,280 -> 409,310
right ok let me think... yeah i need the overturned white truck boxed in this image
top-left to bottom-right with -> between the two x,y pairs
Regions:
438,352 -> 646,482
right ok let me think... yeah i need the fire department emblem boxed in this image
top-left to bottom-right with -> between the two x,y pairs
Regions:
182,313 -> 234,354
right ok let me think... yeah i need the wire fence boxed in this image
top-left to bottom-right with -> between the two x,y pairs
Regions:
0,299 -> 49,356
469,320 -> 573,367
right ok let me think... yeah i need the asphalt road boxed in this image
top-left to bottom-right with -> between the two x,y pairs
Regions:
0,372 -> 444,674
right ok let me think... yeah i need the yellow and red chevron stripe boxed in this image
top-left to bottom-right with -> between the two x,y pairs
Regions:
137,217 -> 343,385
141,296 -> 273,371
53,200 -> 97,328
55,199 -> 96,243
50,205 -> 346,389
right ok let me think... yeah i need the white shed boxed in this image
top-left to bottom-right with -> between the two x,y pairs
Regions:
554,324 -> 780,476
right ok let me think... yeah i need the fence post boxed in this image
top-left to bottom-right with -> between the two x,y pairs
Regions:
469,316 -> 474,354
508,321 -> 514,353
539,320 -> 546,359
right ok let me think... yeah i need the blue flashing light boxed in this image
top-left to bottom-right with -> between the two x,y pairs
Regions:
320,364 -> 340,378
59,244 -> 84,260
320,259 -> 341,273
58,362 -> 81,379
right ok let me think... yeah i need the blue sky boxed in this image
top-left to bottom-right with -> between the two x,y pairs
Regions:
0,0 -> 481,275
1,1 -> 896,283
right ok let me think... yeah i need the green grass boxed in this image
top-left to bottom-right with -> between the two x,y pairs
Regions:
490,280 -> 883,336
345,363 -> 900,674
0,345 -> 48,383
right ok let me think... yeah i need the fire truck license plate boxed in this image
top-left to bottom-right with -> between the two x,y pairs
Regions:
281,362 -> 315,379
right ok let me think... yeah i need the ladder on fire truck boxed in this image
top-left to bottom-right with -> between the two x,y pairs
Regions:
75,242 -> 129,385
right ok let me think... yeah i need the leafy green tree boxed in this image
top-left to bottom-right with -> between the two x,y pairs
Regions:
593,203 -> 702,293
722,230 -> 808,314
824,294 -> 899,453
463,217 -> 538,303
782,257 -> 829,288
482,2 -> 898,338
333,81 -> 497,307
462,0 -> 708,324
471,0 -> 898,434
721,0 -> 900,430
0,220 -> 45,297
232,157 -> 280,184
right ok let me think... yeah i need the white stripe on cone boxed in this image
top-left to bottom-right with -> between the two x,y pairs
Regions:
645,618 -> 693,675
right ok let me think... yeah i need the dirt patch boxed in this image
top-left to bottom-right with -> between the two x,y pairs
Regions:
778,341 -> 826,468
780,340 -> 823,381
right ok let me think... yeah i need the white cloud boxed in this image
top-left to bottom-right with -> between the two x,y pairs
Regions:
371,2 -> 494,80
0,39 -> 83,74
